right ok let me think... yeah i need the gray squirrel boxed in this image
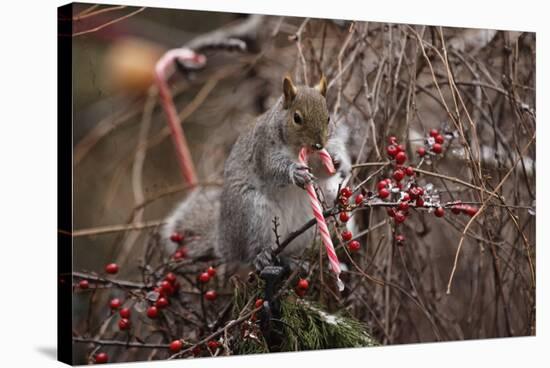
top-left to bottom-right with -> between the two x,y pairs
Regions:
162,75 -> 353,271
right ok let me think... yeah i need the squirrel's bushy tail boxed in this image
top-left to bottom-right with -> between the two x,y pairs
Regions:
161,186 -> 221,261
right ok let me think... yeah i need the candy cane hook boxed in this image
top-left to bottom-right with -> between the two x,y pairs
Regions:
154,48 -> 206,187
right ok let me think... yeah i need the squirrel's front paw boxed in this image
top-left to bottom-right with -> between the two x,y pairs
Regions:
290,163 -> 314,189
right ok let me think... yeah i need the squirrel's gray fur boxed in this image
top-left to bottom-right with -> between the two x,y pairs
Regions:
161,187 -> 220,259
217,76 -> 352,270
162,76 -> 354,270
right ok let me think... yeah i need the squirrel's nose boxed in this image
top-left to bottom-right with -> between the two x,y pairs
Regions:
312,143 -> 323,150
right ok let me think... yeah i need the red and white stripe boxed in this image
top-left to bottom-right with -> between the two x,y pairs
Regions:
317,149 -> 336,175
154,48 -> 206,187
298,147 -> 344,291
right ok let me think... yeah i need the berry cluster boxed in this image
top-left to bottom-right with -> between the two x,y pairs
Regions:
451,202 -> 478,217
379,136 -> 431,224
378,135 -> 478,225
386,136 -> 408,164
106,294 -> 132,332
337,186 -> 362,252
145,271 -> 183,321
168,337 -> 221,356
328,133 -> 479,248
170,232 -> 188,260
77,254 -> 226,363
416,128 -> 447,157
168,337 -> 221,355
198,266 -> 218,301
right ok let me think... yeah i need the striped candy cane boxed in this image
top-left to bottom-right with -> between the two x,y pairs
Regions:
154,48 -> 206,187
298,147 -> 345,291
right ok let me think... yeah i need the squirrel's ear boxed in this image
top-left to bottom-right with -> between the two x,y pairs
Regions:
283,76 -> 297,109
315,75 -> 327,97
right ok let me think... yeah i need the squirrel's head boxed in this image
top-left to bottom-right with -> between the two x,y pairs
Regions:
282,75 -> 329,151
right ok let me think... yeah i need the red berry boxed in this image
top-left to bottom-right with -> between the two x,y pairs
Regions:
416,198 -> 425,207
339,196 -> 349,206
255,298 -> 264,308
348,240 -> 360,252
296,288 -> 306,297
394,211 -> 406,223
429,128 -> 439,138
378,188 -> 390,199
341,230 -> 353,241
387,145 -> 398,157
434,207 -> 445,217
401,193 -> 410,202
451,204 -> 463,214
464,206 -> 478,217
417,147 -> 426,157
339,212 -> 350,222
170,232 -> 184,243
408,187 -> 420,199
206,266 -> 217,277
398,201 -> 409,211
396,234 -> 405,244
340,186 -> 353,198
156,297 -> 169,309
354,194 -> 364,205
417,186 -> 424,196
387,208 -> 396,217
393,169 -> 405,182
405,166 -> 415,176
377,180 -> 388,191
160,280 -> 174,295
169,340 -> 183,353
432,143 -> 443,154
147,306 -> 159,319
397,144 -> 405,152
165,272 -> 177,284
388,136 -> 398,145
395,151 -> 407,164
204,290 -> 217,301
95,352 -> 108,364
435,134 -> 445,144
105,263 -> 119,274
173,251 -> 184,260
297,278 -> 309,290
118,318 -> 131,330
109,298 -> 121,310
119,308 -> 131,319
198,272 -> 211,283
78,280 -> 89,289
192,345 -> 201,356
207,340 -> 220,351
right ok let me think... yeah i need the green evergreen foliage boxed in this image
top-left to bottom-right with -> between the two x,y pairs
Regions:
233,286 -> 378,354
279,298 -> 378,351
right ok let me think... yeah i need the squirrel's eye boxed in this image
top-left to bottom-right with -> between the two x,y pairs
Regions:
327,116 -> 330,123
293,112 -> 303,125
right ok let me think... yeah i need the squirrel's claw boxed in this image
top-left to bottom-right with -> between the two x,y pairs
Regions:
291,163 -> 314,189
